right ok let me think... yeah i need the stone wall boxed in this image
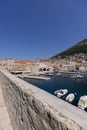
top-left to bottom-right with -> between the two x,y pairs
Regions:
0,70 -> 87,130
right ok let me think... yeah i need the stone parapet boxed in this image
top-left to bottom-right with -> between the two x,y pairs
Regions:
0,70 -> 87,130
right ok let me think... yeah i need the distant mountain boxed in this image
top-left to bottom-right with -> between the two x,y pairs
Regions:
51,39 -> 87,59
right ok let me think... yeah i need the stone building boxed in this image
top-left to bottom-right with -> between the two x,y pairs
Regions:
79,61 -> 87,72
59,61 -> 76,72
0,58 -> 15,69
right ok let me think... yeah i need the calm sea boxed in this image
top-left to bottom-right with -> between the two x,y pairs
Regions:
24,75 -> 87,107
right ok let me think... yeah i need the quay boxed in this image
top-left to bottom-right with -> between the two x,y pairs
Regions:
17,74 -> 51,80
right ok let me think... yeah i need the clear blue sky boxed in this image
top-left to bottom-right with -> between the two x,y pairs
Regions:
0,0 -> 87,60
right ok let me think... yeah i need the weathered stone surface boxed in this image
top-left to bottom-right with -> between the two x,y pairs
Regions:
0,81 -> 13,130
0,70 -> 87,130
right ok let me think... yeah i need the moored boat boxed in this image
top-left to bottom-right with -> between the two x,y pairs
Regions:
71,74 -> 84,79
54,89 -> 68,97
56,72 -> 62,76
76,74 -> 84,78
66,93 -> 75,103
78,95 -> 87,110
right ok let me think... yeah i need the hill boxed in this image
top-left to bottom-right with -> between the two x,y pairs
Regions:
51,39 -> 87,59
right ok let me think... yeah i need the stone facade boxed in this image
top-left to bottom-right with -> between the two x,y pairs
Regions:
79,61 -> 87,72
0,70 -> 87,130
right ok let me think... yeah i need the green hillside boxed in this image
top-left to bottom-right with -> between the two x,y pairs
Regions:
51,39 -> 87,59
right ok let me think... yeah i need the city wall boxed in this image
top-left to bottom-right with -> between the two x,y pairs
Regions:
0,70 -> 87,130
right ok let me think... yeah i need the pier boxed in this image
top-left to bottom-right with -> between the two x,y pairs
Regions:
17,74 -> 51,80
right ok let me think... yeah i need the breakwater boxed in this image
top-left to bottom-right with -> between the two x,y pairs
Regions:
0,70 -> 87,130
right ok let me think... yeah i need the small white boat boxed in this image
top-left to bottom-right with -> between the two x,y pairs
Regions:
54,89 -> 68,97
71,74 -> 83,79
56,72 -> 62,76
76,74 -> 84,78
78,95 -> 87,110
66,93 -> 75,103
48,73 -> 53,76
70,75 -> 77,79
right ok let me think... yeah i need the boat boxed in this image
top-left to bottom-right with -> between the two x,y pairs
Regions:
66,93 -> 75,103
47,73 -> 53,76
71,74 -> 84,79
56,72 -> 62,76
76,74 -> 84,78
54,89 -> 68,97
78,95 -> 87,110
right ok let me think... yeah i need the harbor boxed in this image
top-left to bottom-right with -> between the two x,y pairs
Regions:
23,74 -> 87,110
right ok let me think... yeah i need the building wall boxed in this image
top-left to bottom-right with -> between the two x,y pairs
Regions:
27,63 -> 53,74
79,67 -> 87,72
60,65 -> 76,72
0,70 -> 87,130
79,62 -> 87,72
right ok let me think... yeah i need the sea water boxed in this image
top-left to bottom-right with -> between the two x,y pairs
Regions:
24,75 -> 87,107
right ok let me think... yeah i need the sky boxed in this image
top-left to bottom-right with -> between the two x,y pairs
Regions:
0,0 -> 87,60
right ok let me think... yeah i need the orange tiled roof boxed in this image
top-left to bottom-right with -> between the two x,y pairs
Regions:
15,60 -> 33,64
15,60 -> 28,64
8,67 -> 26,71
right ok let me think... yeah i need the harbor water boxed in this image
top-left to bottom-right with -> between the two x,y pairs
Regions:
24,74 -> 87,107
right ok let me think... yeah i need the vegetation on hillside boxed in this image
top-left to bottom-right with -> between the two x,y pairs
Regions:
51,39 -> 87,59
